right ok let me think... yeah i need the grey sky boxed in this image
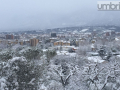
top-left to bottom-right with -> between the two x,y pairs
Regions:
0,0 -> 120,31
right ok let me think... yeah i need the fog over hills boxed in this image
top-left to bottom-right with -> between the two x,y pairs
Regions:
0,0 -> 120,32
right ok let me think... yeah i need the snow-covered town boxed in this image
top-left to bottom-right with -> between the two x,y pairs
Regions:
0,26 -> 120,90
1,0 -> 120,90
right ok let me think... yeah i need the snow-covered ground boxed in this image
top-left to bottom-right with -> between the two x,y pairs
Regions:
88,56 -> 105,63
57,51 -> 76,57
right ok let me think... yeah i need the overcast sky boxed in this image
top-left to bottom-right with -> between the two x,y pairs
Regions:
0,0 -> 120,31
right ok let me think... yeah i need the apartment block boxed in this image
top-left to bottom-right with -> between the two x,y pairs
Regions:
6,34 -> 14,39
30,38 -> 39,46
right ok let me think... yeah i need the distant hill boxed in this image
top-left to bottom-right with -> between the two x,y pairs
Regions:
1,25 -> 120,34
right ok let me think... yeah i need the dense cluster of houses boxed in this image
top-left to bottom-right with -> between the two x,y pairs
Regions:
0,30 -> 120,53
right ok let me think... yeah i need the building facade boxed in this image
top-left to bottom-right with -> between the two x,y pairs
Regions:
30,38 -> 39,46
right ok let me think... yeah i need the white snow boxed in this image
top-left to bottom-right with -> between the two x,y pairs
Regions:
115,38 -> 119,41
0,77 -> 7,90
80,29 -> 88,32
57,51 -> 76,57
40,84 -> 47,90
117,55 -> 120,57
42,49 -> 47,52
91,44 -> 95,48
9,57 -> 26,63
88,56 -> 105,63
28,78 -> 35,85
12,44 -> 21,50
19,47 -> 31,54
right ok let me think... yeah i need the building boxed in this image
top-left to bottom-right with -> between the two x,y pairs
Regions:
24,40 -> 30,46
30,38 -> 39,46
6,34 -> 14,39
19,40 -> 24,45
51,33 -> 57,37
111,31 -> 116,36
106,32 -> 110,36
9,40 -> 18,45
54,40 -> 70,46
49,38 -> 57,43
14,35 -> 20,39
